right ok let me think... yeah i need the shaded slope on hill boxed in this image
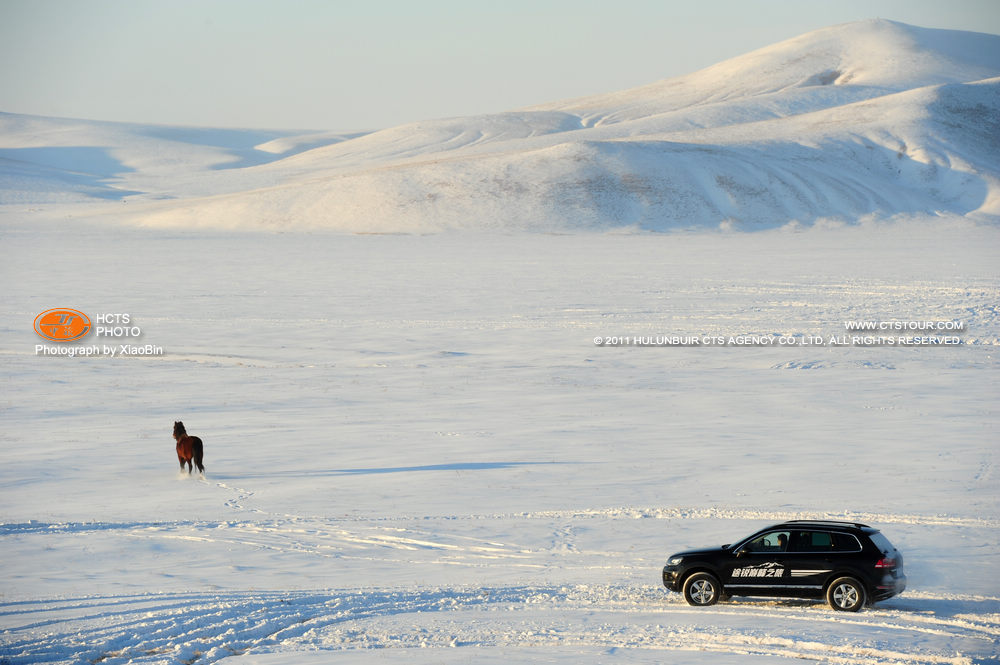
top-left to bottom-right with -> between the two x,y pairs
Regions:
2,19 -> 998,231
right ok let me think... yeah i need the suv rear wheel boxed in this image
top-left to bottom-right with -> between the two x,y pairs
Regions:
827,577 -> 866,611
683,572 -> 721,606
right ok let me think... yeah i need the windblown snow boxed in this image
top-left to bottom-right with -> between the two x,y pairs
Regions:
1,19 -> 999,231
1,18 -> 999,665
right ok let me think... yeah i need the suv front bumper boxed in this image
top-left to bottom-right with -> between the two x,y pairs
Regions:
662,566 -> 682,592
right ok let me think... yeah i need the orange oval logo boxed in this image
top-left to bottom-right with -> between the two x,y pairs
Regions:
34,308 -> 92,342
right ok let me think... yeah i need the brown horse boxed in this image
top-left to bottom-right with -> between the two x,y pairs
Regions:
173,421 -> 205,474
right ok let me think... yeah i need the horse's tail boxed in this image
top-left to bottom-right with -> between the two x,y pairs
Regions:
192,436 -> 205,474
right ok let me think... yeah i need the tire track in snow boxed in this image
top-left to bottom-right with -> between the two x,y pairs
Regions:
2,585 -> 996,665
2,507 -> 994,583
2,508 -> 997,662
492,507 -> 1000,529
5,505 -> 993,538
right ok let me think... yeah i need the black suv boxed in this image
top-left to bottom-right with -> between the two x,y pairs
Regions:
662,520 -> 906,611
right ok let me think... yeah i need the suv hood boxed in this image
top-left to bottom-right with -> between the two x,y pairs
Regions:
669,546 -> 730,558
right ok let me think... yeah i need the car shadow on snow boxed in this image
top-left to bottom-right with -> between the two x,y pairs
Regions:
876,594 -> 1000,616
718,593 -> 999,618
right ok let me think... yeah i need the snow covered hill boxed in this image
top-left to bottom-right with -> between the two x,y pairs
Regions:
2,18 -> 999,232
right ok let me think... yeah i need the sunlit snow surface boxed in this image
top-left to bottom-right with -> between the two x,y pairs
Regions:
1,222 -> 997,664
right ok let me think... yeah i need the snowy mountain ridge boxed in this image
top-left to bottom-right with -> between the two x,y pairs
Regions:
1,18 -> 999,231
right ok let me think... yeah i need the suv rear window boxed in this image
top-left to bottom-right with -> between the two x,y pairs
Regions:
868,531 -> 897,555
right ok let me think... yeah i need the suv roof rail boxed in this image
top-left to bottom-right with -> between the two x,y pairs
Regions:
781,519 -> 872,529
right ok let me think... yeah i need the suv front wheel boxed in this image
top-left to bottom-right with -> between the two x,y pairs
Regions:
827,577 -> 866,611
683,572 -> 721,606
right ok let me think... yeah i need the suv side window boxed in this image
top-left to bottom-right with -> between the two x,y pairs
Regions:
795,531 -> 832,551
744,531 -> 790,552
793,530 -> 861,552
830,532 -> 862,552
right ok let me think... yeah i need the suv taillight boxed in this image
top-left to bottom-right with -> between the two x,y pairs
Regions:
875,557 -> 896,569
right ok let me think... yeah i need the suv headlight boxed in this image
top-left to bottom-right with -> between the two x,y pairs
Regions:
667,556 -> 684,566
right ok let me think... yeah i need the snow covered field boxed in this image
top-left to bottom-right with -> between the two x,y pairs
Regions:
1,221 -> 998,664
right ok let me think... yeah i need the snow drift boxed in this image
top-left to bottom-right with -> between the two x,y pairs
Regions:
2,19 -> 999,231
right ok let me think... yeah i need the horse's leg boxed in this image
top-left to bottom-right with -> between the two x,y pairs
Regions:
193,438 -> 204,474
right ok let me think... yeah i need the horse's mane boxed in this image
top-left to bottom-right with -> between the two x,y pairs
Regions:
173,421 -> 187,437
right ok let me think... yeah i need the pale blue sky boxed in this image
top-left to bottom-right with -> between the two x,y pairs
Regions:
1,0 -> 998,131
